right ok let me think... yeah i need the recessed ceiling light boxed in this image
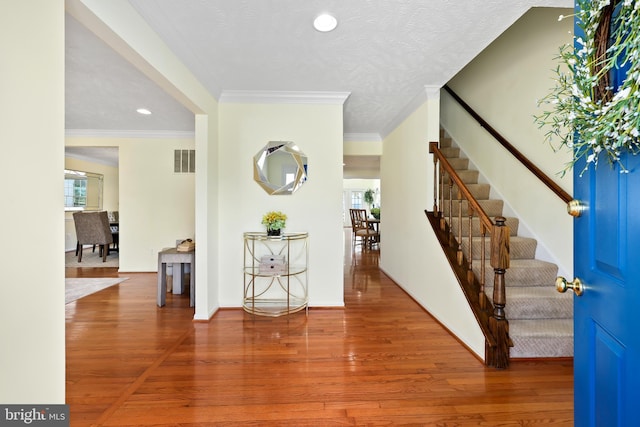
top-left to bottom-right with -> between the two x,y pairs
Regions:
314,13 -> 337,32
136,108 -> 152,115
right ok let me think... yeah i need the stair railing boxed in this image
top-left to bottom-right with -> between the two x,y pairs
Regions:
429,141 -> 511,368
444,85 -> 572,204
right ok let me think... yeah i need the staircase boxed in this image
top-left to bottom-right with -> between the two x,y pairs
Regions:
439,134 -> 573,359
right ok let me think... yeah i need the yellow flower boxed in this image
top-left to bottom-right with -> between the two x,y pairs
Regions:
261,211 -> 287,230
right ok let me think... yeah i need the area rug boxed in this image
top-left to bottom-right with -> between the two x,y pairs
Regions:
65,249 -> 118,268
65,277 -> 128,304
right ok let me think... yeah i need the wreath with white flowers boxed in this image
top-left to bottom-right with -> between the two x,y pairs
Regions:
535,0 -> 640,175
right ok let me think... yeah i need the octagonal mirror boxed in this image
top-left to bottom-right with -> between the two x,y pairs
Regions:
253,141 -> 308,195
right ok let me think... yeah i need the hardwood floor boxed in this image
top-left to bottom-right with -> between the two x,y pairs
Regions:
66,236 -> 573,426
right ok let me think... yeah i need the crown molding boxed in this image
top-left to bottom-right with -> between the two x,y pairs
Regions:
65,129 -> 195,139
64,151 -> 119,167
380,85 -> 441,139
219,90 -> 351,105
343,133 -> 382,142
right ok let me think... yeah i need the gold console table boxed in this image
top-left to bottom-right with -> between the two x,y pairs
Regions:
243,232 -> 308,316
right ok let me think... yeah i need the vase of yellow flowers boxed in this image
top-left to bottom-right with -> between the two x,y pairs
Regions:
261,211 -> 287,236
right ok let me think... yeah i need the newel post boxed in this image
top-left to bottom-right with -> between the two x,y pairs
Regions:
429,141 -> 439,214
488,216 -> 510,368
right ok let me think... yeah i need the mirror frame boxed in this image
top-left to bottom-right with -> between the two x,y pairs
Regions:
253,141 -> 308,195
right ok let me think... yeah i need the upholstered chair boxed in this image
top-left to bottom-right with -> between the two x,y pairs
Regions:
73,211 -> 114,262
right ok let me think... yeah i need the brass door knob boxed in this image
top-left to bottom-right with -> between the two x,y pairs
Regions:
556,276 -> 584,296
567,200 -> 586,217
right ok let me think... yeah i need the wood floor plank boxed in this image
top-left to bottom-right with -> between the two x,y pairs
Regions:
66,235 -> 573,425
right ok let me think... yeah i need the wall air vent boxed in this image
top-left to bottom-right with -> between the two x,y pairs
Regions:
174,149 -> 195,173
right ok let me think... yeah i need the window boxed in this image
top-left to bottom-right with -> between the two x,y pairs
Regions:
64,169 -> 103,211
351,191 -> 364,209
64,175 -> 86,207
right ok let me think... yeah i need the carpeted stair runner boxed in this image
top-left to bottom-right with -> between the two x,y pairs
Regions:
440,132 -> 573,358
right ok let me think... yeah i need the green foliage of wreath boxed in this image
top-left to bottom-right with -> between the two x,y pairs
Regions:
535,0 -> 640,175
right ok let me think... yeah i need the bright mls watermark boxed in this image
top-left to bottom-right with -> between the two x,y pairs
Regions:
0,405 -> 69,426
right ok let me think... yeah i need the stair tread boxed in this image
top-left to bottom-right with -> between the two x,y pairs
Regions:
438,130 -> 572,359
510,319 -> 574,358
440,137 -> 453,148
442,199 -> 504,217
464,235 -> 535,243
445,158 -> 469,170
509,318 -> 573,337
442,183 -> 491,200
443,173 -> 479,186
440,147 -> 460,157
474,257 -> 557,268
449,216 -> 520,236
476,258 -> 558,284
485,286 -> 573,319
462,235 -> 537,260
507,258 -> 559,275
505,285 -> 569,299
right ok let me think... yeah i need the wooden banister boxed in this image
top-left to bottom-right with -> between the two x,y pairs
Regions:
430,142 -> 493,231
443,85 -> 572,204
428,141 -> 511,368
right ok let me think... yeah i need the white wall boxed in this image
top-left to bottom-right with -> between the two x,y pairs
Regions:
343,137 -> 382,179
442,7 -> 574,276
0,0 -> 65,403
66,136 -> 195,272
194,113 -> 220,320
219,101 -> 345,308
380,93 -> 486,358
64,156 -> 119,251
344,139 -> 382,156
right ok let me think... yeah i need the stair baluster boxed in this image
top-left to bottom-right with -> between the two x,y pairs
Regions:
480,223 -> 487,311
456,190 -> 464,265
439,163 -> 446,230
466,204 -> 474,284
447,178 -> 454,246
432,149 -> 439,214
428,138 -> 512,368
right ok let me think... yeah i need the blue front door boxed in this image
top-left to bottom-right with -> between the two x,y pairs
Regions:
572,2 -> 640,426
573,152 -> 640,426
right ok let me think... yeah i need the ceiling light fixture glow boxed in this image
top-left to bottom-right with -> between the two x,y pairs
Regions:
136,108 -> 152,115
314,13 -> 337,32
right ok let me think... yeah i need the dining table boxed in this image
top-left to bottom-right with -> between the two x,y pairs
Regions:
367,217 -> 380,245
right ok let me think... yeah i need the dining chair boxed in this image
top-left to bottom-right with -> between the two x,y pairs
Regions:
73,211 -> 114,262
349,208 -> 379,250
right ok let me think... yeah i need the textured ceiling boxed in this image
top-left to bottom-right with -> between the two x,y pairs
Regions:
65,0 -> 572,173
65,15 -> 194,133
